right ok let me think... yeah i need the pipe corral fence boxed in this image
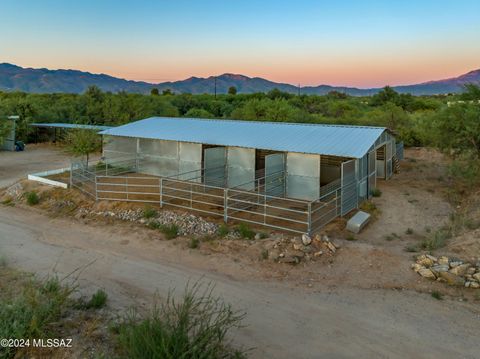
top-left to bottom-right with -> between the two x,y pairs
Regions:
71,158 -> 342,235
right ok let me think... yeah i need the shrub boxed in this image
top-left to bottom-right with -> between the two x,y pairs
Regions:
371,188 -> 382,197
86,289 -> 108,309
405,228 -> 414,235
346,234 -> 356,241
0,275 -> 73,358
404,245 -> 419,253
115,283 -> 246,359
159,224 -> 179,240
142,206 -> 157,219
420,228 -> 451,251
0,255 -> 6,267
431,291 -> 443,300
25,191 -> 40,205
218,224 -> 229,237
237,223 -> 255,240
261,249 -> 268,260
188,238 -> 200,249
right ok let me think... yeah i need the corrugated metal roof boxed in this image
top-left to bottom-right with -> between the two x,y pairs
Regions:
30,123 -> 112,131
100,117 -> 387,158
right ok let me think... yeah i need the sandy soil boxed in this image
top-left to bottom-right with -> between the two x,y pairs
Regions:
1,145 -> 479,358
1,205 -> 479,359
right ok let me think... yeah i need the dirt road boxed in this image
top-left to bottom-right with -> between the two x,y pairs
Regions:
0,206 -> 478,359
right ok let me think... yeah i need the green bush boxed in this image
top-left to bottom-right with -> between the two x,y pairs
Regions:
188,238 -> 200,249
261,249 -> 268,260
237,223 -> 255,240
115,283 -> 246,359
371,188 -> 382,197
25,191 -> 40,205
431,291 -> 443,300
346,234 -> 356,241
420,228 -> 452,251
86,289 -> 108,309
218,224 -> 229,237
0,276 -> 73,358
405,228 -> 414,235
159,224 -> 179,240
142,206 -> 157,219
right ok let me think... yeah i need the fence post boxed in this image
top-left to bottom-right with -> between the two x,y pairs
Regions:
224,189 -> 228,224
69,162 -> 73,188
307,202 -> 312,235
263,193 -> 267,225
159,178 -> 163,208
94,174 -> 98,201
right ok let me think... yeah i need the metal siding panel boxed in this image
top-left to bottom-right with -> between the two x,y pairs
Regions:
204,147 -> 226,187
265,153 -> 286,197
286,152 -> 320,200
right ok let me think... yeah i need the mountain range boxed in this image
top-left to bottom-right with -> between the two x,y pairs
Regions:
0,62 -> 479,96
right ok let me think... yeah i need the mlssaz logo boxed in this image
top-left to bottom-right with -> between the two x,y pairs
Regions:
33,338 -> 73,348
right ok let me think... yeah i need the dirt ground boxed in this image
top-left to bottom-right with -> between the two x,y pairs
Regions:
0,144 -> 71,188
1,146 -> 480,358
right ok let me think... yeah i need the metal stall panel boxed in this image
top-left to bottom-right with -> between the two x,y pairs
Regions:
265,153 -> 286,197
386,140 -> 393,179
179,142 -> 202,181
227,147 -> 255,190
368,149 -> 376,197
204,147 -> 226,187
341,159 -> 357,215
138,138 -> 179,177
103,135 -> 137,161
286,153 -> 320,201
396,142 -> 404,160
357,154 -> 368,202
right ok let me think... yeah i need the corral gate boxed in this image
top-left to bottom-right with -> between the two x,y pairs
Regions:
341,159 -> 357,215
204,147 -> 226,187
265,153 -> 285,197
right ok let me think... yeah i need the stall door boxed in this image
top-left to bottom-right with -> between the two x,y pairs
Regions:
204,147 -> 226,187
265,153 -> 285,197
341,159 -> 357,215
367,149 -> 376,197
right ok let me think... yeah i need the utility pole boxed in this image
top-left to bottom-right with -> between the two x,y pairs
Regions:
297,84 -> 301,96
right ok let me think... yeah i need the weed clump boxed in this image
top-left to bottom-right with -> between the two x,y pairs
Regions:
25,191 -> 40,205
237,223 -> 255,240
86,289 -> 108,309
142,206 -> 157,219
115,283 -> 246,359
159,224 -> 179,240
188,238 -> 200,249
371,188 -> 382,197
218,224 -> 229,237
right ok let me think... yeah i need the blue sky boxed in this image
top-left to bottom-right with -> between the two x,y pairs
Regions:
1,0 -> 479,87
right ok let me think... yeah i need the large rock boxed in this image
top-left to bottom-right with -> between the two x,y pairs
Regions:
438,256 -> 449,265
438,272 -> 465,286
411,263 -> 424,273
326,242 -> 336,253
472,273 -> 480,282
470,281 -> 480,289
431,264 -> 449,275
449,263 -> 471,276
302,234 -> 312,246
418,268 -> 436,280
416,255 -> 434,268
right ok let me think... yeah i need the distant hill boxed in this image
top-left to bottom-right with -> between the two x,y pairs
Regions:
0,62 -> 479,96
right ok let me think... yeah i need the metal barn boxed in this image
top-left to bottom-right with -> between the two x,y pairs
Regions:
71,117 -> 402,234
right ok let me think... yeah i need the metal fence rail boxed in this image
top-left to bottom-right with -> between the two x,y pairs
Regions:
69,159 -> 344,234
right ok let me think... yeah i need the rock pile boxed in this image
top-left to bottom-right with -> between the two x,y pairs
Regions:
412,254 -> 480,289
265,233 -> 340,264
5,182 -> 23,200
76,207 -> 218,236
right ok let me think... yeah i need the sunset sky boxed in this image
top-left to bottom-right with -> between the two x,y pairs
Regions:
1,0 -> 479,88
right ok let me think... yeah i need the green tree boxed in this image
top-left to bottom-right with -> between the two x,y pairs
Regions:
162,89 -> 173,96
184,108 -> 214,118
228,86 -> 237,95
460,84 -> 480,101
0,119 -> 12,145
64,128 -> 102,165
431,103 -> 480,155
371,86 -> 399,106
150,88 -> 160,96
